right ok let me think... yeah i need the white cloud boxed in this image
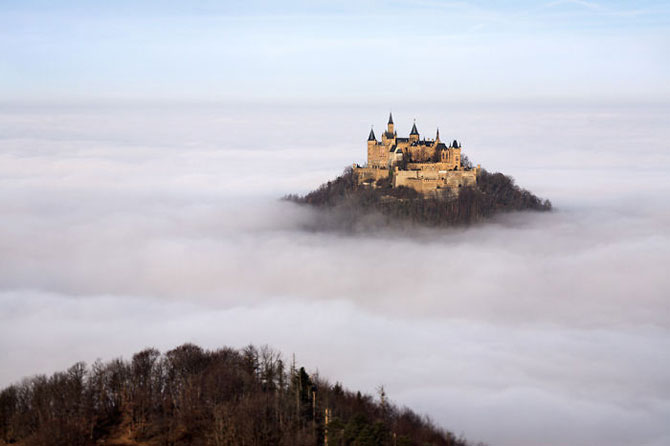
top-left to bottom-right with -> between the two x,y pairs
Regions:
0,102 -> 669,446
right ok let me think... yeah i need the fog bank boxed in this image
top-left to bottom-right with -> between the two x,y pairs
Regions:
1,102 -> 669,446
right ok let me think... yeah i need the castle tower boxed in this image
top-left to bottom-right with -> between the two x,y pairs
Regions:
367,127 -> 380,166
367,127 -> 377,146
382,113 -> 397,145
410,120 -> 419,143
435,128 -> 440,143
452,140 -> 461,169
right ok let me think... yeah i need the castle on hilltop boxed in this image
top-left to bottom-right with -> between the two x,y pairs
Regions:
353,113 -> 480,196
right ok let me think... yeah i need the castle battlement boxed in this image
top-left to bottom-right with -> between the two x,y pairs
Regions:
353,113 -> 480,196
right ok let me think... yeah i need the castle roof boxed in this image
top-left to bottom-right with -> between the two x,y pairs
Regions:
368,128 -> 376,141
410,122 -> 419,135
388,113 -> 394,124
436,142 -> 448,150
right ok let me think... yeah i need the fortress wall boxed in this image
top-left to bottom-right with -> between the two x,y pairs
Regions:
442,170 -> 477,188
407,162 -> 459,172
394,169 -> 478,194
354,166 -> 389,184
401,178 -> 442,194
393,171 -> 440,193
393,169 -> 420,184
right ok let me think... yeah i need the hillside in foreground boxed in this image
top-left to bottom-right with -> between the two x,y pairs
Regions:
0,344 -> 477,446
286,166 -> 551,230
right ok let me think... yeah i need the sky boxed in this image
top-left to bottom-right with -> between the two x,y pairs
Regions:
1,0 -> 669,103
1,1 -> 670,446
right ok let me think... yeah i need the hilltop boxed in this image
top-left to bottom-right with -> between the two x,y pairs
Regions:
0,344 -> 476,446
287,114 -> 551,229
287,166 -> 551,230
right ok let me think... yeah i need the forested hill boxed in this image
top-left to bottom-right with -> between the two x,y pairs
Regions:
286,167 -> 551,230
0,344 -> 476,446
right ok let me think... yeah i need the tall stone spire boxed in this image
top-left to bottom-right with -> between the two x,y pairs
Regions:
368,127 -> 376,141
410,120 -> 419,135
436,127 -> 440,142
388,112 -> 394,125
409,120 -> 419,142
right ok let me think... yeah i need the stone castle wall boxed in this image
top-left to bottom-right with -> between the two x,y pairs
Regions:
367,143 -> 389,168
393,168 -> 478,195
354,165 -> 389,183
353,164 -> 479,196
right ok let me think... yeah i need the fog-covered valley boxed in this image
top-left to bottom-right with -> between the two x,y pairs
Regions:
1,102 -> 669,446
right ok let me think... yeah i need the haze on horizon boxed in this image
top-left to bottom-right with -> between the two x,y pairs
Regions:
1,2 -> 669,446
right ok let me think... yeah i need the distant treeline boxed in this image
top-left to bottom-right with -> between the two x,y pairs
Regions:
0,344 -> 475,446
286,167 -> 551,229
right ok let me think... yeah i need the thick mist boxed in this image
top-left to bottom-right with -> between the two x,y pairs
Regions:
1,102 -> 669,446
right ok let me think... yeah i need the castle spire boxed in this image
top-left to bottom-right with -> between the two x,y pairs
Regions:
436,127 -> 440,142
410,120 -> 419,135
409,119 -> 420,142
368,126 -> 376,141
386,113 -> 395,135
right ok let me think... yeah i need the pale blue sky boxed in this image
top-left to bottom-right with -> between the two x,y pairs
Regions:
1,0 -> 669,102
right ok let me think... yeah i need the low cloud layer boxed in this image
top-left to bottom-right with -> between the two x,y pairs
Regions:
1,102 -> 669,446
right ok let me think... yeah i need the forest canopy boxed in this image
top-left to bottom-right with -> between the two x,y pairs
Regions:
0,343 -> 476,446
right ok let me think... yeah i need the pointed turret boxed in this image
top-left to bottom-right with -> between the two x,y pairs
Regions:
388,113 -> 394,125
409,120 -> 419,142
368,127 -> 376,141
387,112 -> 395,135
435,127 -> 440,143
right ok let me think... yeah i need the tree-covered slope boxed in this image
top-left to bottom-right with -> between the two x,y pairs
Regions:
287,167 -> 551,228
0,344 -> 475,446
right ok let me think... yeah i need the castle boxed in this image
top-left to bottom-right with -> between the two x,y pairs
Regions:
353,113 -> 480,196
